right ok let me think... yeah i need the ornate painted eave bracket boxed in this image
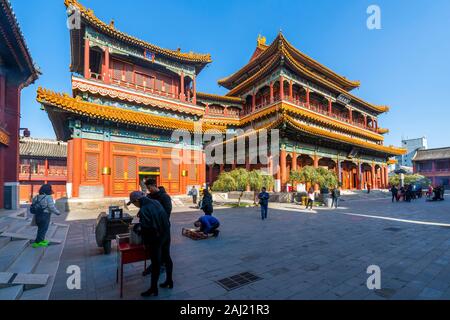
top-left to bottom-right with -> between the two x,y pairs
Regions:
36,87 -> 226,133
0,127 -> 10,146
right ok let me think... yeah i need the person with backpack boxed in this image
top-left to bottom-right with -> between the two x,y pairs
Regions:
258,187 -> 270,220
30,184 -> 61,248
200,188 -> 214,216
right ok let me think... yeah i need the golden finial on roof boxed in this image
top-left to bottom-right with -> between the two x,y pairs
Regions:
257,34 -> 266,47
109,19 -> 115,28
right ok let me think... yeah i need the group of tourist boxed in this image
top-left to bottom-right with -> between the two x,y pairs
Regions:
390,184 -> 446,203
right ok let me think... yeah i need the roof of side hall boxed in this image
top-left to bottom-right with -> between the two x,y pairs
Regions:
413,148 -> 450,161
19,137 -> 68,158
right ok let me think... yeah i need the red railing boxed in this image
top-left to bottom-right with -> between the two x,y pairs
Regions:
242,97 -> 378,132
90,73 -> 197,104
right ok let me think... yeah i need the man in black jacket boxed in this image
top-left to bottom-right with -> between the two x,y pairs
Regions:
143,179 -> 173,277
145,179 -> 172,219
128,191 -> 173,297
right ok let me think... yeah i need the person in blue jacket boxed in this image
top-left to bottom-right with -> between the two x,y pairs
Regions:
194,215 -> 220,237
258,187 -> 270,220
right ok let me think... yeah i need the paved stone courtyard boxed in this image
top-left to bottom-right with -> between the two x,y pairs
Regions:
50,195 -> 450,300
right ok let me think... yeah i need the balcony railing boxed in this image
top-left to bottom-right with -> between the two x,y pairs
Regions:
244,97 -> 378,133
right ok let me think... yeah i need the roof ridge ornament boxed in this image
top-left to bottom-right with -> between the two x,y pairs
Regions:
257,34 -> 266,47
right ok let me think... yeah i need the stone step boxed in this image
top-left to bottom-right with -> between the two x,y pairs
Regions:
0,240 -> 29,272
20,226 -> 69,300
0,284 -> 23,300
0,237 -> 9,250
1,233 -> 63,245
6,245 -> 45,275
0,272 -> 49,290
3,219 -> 27,233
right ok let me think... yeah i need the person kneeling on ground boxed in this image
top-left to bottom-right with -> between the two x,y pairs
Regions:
194,215 -> 220,237
128,191 -> 173,297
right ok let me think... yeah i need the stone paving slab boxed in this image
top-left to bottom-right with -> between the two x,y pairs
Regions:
49,196 -> 450,300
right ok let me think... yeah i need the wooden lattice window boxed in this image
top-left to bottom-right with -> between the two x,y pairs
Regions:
85,153 -> 99,181
124,63 -> 133,83
189,163 -> 197,180
138,158 -> 161,167
141,148 -> 159,155
114,156 -> 125,179
161,159 -> 170,180
112,60 -> 124,80
127,158 -> 137,180
170,161 -> 179,180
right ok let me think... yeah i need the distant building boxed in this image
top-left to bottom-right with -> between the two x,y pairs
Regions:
413,147 -> 450,189
19,137 -> 67,202
0,0 -> 39,209
395,137 -> 428,169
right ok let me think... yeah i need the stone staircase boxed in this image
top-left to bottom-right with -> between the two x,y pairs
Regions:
0,209 -> 69,300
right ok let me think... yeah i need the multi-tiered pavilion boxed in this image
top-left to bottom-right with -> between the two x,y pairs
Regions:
37,0 -> 404,198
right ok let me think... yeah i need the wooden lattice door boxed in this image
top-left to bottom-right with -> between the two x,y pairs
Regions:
113,156 -> 138,195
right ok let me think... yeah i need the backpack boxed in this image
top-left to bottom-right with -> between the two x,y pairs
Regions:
30,196 -> 47,215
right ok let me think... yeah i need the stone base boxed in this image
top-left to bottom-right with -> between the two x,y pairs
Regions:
78,185 -> 105,199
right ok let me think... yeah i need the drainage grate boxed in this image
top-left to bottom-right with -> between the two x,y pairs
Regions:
384,227 -> 402,232
216,272 -> 262,291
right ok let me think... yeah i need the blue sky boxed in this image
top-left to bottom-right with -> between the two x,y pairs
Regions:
11,0 -> 450,148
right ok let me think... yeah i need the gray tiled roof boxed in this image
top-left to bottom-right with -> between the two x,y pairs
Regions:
413,147 -> 450,162
19,137 -> 67,159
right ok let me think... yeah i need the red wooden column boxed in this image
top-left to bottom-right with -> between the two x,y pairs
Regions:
205,103 -> 210,115
328,98 -> 332,115
279,75 -> 284,101
269,82 -> 274,103
289,80 -> 293,101
102,141 -> 111,196
306,88 -> 310,107
208,165 -> 213,185
385,166 -> 389,187
84,38 -> 91,79
313,155 -> 319,168
292,151 -> 297,172
349,107 -> 353,123
364,115 -> 368,128
103,47 -> 110,84
192,75 -> 197,105
180,72 -> 185,102
44,159 -> 49,184
371,164 -> 376,189
252,92 -> 256,113
72,138 -> 82,198
280,148 -> 287,190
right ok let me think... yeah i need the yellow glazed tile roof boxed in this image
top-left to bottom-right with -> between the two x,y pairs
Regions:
65,0 -> 211,64
284,115 -> 406,156
219,33 -> 359,91
196,92 -> 244,104
37,87 -> 225,133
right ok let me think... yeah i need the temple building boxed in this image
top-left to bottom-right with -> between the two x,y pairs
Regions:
1,0 -> 39,209
413,148 -> 450,189
208,34 -> 406,192
19,137 -> 68,203
37,0 -> 405,198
